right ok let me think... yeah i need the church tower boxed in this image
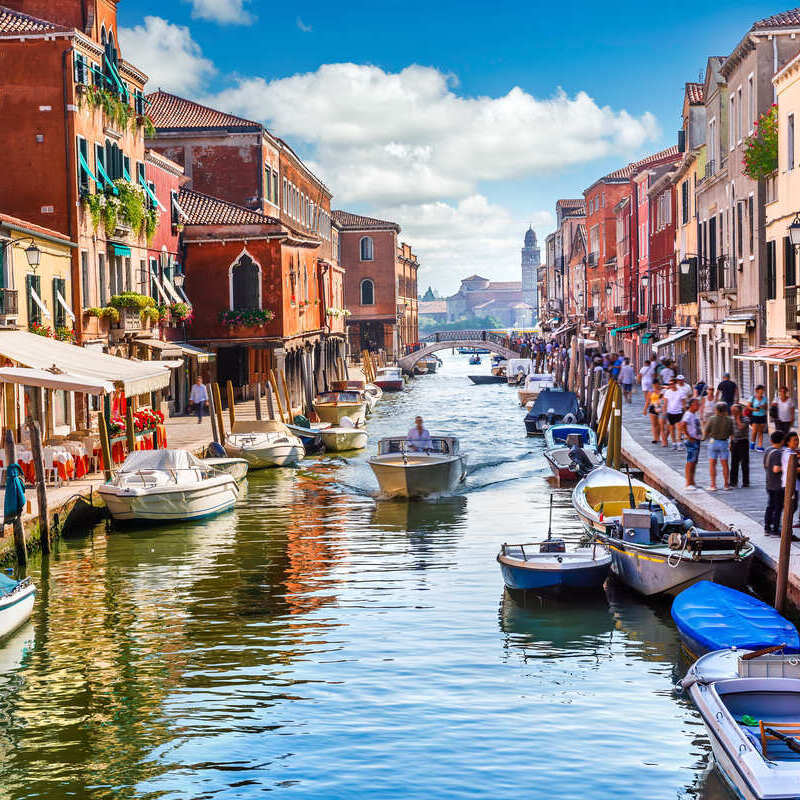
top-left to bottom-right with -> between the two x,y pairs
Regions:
521,226 -> 540,319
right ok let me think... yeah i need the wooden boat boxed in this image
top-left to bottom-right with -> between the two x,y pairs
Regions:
518,373 -> 556,405
98,450 -> 239,523
542,424 -> 603,482
331,379 -> 377,415
681,648 -> 800,799
321,417 -> 368,452
203,457 -> 249,482
671,581 -> 800,657
498,542 -> 611,592
223,421 -> 305,468
368,436 -> 466,497
468,374 -> 506,385
313,389 -> 367,425
0,571 -> 35,640
373,366 -> 404,391
524,390 -> 582,435
572,466 -> 754,596
414,355 -> 439,375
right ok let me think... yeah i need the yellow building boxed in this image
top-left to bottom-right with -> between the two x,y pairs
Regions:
0,212 -> 76,334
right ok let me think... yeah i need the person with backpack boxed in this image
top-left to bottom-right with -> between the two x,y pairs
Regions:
764,430 -> 786,535
747,384 -> 767,451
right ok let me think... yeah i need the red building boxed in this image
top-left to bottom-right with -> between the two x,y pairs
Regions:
645,167 -> 679,328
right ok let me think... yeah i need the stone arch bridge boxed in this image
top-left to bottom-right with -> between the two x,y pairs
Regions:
397,331 -> 522,372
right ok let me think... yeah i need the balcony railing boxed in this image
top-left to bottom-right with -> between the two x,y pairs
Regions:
650,303 -> 674,326
787,288 -> 800,331
699,256 -> 736,293
0,289 -> 18,317
704,160 -> 716,179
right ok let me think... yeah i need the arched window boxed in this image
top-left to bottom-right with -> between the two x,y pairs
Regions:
360,278 -> 375,305
230,253 -> 260,310
360,236 -> 374,261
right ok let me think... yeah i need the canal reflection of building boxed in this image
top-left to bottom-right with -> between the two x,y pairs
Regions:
498,589 -> 615,661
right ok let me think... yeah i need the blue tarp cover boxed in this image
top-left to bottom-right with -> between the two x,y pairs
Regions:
3,463 -> 25,526
671,581 -> 800,654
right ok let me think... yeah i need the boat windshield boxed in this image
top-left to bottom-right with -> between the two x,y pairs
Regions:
378,437 -> 458,455
316,391 -> 361,403
119,449 -> 206,473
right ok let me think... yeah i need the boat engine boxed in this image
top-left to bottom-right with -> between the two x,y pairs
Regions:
569,446 -> 598,477
667,526 -> 749,556
539,538 -> 566,554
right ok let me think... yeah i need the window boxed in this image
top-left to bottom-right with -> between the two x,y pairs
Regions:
748,76 -> 755,133
681,181 -> 689,225
789,113 -> 795,171
26,274 -> 42,324
360,236 -> 374,261
77,136 -> 90,195
737,87 -> 743,141
786,237 -> 797,288
74,52 -> 88,84
98,253 -> 107,306
766,240 -> 777,300
748,196 -> 754,254
80,250 -> 90,306
360,278 -> 375,305
230,253 -> 260,310
709,119 -> 717,166
272,170 -> 279,205
729,96 -> 735,150
53,277 -> 67,329
148,257 -> 159,301
265,167 -> 271,205
737,202 -> 743,260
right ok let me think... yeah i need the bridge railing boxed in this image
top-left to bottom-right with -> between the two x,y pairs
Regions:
420,330 -> 511,346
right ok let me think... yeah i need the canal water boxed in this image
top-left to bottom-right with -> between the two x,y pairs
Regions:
0,352 -> 731,800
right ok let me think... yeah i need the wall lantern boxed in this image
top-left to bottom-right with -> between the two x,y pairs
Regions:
789,213 -> 800,248
24,243 -> 41,270
641,275 -> 650,288
679,258 -> 692,275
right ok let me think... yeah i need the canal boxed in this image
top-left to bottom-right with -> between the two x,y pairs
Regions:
0,352 -> 729,799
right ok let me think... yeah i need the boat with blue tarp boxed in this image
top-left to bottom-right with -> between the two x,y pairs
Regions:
524,390 -> 583,436
542,423 -> 603,482
671,581 -> 800,657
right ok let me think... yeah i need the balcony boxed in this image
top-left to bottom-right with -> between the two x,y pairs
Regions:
699,256 -> 736,295
650,303 -> 674,327
0,289 -> 19,318
786,288 -> 800,331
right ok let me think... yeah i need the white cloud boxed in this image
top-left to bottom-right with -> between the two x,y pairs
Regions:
119,17 -> 217,95
185,0 -> 253,25
210,63 -> 660,206
297,17 -> 312,32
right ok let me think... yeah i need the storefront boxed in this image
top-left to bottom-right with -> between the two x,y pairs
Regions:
734,347 -> 800,405
653,328 -> 696,378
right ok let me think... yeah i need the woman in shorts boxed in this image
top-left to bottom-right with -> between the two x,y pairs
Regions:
647,380 -> 663,445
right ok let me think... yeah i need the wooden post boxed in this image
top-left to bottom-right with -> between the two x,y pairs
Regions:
265,381 -> 276,420
269,370 -> 286,423
596,379 -> 617,445
776,451 -> 797,613
27,420 -> 50,554
611,398 -> 622,470
207,382 -> 220,443
226,380 -> 236,430
4,428 -> 26,566
254,382 -> 262,421
212,383 -> 226,442
97,410 -> 113,482
280,370 -> 293,420
125,402 -> 136,454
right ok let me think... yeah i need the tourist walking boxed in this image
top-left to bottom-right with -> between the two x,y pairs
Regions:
619,357 -> 635,404
771,386 -> 796,435
679,397 -> 703,490
189,376 -> 208,424
747,385 -> 768,451
662,377 -> 686,448
639,359 -> 654,413
703,402 -> 733,491
764,430 -> 786,535
729,404 -> 750,488
646,379 -> 663,444
716,372 -> 739,407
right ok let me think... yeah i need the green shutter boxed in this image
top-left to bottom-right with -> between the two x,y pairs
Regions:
26,274 -> 35,325
0,245 -> 4,291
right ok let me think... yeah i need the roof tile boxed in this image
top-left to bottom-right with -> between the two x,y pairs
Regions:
146,91 -> 261,131
332,210 -> 401,232
179,188 -> 279,226
753,8 -> 800,29
0,5 -> 67,34
600,145 -> 681,182
686,82 -> 704,104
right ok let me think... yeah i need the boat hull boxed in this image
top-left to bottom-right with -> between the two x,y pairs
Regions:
468,375 -> 505,385
369,455 -> 466,498
203,457 -> 249,482
0,580 -> 35,640
373,379 -> 403,392
99,480 -> 238,523
321,429 -> 368,452
313,401 -> 367,426
224,441 -> 304,468
498,553 -> 611,592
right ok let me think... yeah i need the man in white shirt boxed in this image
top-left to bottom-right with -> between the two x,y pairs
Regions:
189,377 -> 208,424
662,378 -> 686,448
407,416 -> 433,451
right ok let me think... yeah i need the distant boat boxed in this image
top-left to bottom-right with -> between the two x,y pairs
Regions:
468,354 -> 481,365
373,366 -> 404,391
457,347 -> 490,355
0,571 -> 35,640
524,390 -> 582,435
468,374 -> 506,385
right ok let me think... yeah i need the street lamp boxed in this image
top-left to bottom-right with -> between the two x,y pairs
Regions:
24,243 -> 41,270
173,272 -> 185,289
641,275 -> 650,288
789,213 -> 800,248
679,257 -> 692,275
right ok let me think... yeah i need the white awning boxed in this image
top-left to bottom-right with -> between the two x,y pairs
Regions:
653,328 -> 696,350
722,315 -> 755,335
143,359 -> 183,370
56,288 -> 75,322
30,287 -> 51,320
150,272 -> 168,304
0,330 -> 170,395
0,367 -> 113,395
174,342 -> 215,362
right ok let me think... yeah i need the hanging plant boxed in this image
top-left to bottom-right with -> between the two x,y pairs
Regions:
82,193 -> 103,230
55,326 -> 76,343
102,196 -> 119,235
743,105 -> 778,180
115,180 -> 145,233
145,208 -> 159,242
169,302 -> 190,321
109,292 -> 156,311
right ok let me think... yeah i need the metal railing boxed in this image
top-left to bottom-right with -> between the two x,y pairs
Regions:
0,289 -> 18,316
699,256 -> 736,293
650,304 -> 674,326
419,330 -> 515,347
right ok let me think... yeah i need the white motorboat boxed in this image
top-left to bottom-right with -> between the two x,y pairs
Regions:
373,366 -> 404,391
368,436 -> 467,497
313,390 -> 367,426
203,457 -> 249,482
365,383 -> 383,405
680,647 -> 800,799
321,417 -> 368,452
97,450 -> 239,523
518,373 -> 556,405
0,571 -> 35,640
223,421 -> 305,468
506,358 -> 533,385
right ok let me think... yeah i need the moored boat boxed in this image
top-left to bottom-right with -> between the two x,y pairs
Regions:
468,354 -> 481,365
542,424 -> 603,482
468,374 -> 506,385
98,450 -> 239,523
680,648 -> 800,799
373,366 -> 404,391
313,389 -> 367,425
506,358 -> 533,385
524,389 -> 582,435
203,457 -> 249,482
498,540 -> 611,592
572,466 -> 754,596
368,435 -> 466,497
223,421 -> 305,468
321,417 -> 368,452
518,373 -> 556,405
414,355 -> 439,374
671,581 -> 800,657
286,419 -> 328,454
0,571 -> 35,640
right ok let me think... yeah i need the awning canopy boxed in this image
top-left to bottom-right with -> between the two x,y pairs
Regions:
176,343 -> 215,362
0,367 -> 113,395
722,314 -> 755,335
137,338 -> 183,359
734,347 -> 800,365
641,332 -> 654,344
145,359 -> 183,370
610,322 -> 645,335
0,330 -> 170,395
551,322 -> 576,337
654,328 -> 696,350
112,244 -> 131,257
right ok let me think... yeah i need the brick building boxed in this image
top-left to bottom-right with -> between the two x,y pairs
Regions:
332,211 -> 418,356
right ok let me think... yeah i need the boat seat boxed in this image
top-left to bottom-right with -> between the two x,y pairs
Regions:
759,720 -> 800,761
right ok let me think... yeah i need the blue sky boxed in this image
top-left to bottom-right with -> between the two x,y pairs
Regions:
119,0 -> 787,294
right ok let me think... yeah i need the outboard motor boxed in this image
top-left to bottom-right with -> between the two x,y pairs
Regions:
539,538 -> 567,554
569,445 -> 597,477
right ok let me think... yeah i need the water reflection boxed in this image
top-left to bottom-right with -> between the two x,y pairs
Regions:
370,495 -> 468,533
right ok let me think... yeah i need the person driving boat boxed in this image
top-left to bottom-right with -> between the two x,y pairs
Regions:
407,416 -> 433,451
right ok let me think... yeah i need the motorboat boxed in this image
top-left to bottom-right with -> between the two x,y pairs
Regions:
498,539 -> 610,592
364,383 -> 383,405
518,373 -> 556,405
680,647 -> 800,799
331,379 -> 377,416
0,570 -> 35,640
286,419 -> 328,454
313,389 -> 367,425
506,358 -> 533,385
368,435 -> 467,498
321,417 -> 368,452
373,366 -> 404,392
671,581 -> 800,657
524,389 -> 582,436
572,466 -> 754,596
98,450 -> 239,523
223,420 -> 305,468
491,357 -> 507,378
468,374 -> 506,385
542,424 -> 603,482
414,355 -> 439,374
203,457 -> 249,482
468,354 -> 481,365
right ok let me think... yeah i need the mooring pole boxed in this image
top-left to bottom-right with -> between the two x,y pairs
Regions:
776,451 -> 797,613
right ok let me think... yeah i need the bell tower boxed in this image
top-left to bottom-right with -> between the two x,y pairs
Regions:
521,226 -> 540,319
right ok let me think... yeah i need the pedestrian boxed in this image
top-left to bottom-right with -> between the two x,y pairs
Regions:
619,357 -> 635,404
660,359 -> 675,385
764,430 -> 786,535
694,378 -> 707,399
703,401 -> 733,491
699,385 -> 717,426
639,359 -> 654,412
679,397 -> 703,490
662,377 -> 686,448
190,376 -> 208,424
729,404 -> 750,488
674,375 -> 693,442
771,386 -> 796,435
747,385 -> 768,451
716,372 -> 739,407
781,430 -> 800,526
646,379 -> 663,444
